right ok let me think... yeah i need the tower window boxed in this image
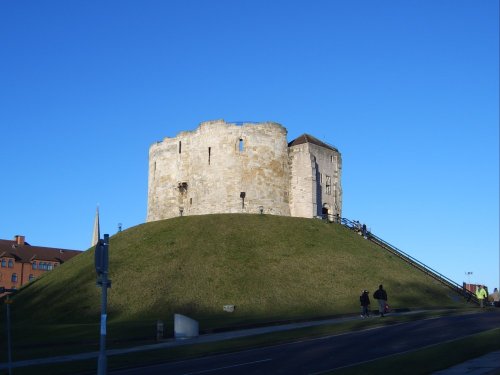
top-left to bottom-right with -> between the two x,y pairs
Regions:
208,147 -> 211,165
178,182 -> 188,193
239,139 -> 244,152
326,175 -> 332,195
179,141 -> 182,154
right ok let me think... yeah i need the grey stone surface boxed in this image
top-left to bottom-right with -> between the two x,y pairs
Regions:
147,120 -> 342,222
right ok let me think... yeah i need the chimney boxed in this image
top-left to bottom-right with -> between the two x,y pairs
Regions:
14,235 -> 25,245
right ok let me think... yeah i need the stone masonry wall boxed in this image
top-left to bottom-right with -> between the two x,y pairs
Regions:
147,120 -> 291,221
288,143 -> 316,218
289,142 -> 342,219
147,120 -> 342,222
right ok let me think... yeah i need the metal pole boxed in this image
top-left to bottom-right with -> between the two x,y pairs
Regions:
97,233 -> 110,375
6,296 -> 12,375
97,273 -> 108,375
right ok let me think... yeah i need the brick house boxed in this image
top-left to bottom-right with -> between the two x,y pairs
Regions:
0,235 -> 81,295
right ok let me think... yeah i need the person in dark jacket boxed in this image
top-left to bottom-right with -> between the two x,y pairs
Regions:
360,290 -> 371,318
373,284 -> 388,317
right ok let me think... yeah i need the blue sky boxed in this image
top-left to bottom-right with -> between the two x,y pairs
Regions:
1,1 -> 498,291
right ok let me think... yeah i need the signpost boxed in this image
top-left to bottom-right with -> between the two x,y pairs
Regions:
3,288 -> 17,375
6,296 -> 12,375
95,234 -> 111,375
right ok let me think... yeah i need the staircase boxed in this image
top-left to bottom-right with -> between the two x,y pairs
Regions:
340,218 -> 479,305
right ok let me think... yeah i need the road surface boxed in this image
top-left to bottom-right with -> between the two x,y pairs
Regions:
110,311 -> 500,374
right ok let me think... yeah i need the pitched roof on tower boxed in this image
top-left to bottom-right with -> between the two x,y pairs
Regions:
288,134 -> 338,152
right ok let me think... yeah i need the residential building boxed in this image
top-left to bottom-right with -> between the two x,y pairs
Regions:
0,235 -> 81,296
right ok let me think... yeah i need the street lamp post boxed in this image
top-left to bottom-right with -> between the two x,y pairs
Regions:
465,271 -> 473,287
95,234 -> 111,375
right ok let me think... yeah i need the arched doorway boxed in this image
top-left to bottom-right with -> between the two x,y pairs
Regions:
322,203 -> 333,222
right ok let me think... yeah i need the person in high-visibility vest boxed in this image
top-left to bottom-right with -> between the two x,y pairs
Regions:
476,285 -> 488,308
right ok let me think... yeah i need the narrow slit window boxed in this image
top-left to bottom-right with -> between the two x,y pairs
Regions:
326,175 -> 332,195
240,192 -> 246,208
239,139 -> 244,152
179,141 -> 182,154
208,147 -> 211,165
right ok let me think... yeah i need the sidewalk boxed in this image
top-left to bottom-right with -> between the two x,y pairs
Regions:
2,312 -> 374,370
1,309 -> 498,373
433,350 -> 500,375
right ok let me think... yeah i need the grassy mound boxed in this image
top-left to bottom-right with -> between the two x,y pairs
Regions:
13,214 -> 461,330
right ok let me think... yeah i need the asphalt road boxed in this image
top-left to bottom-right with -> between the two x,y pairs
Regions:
110,311 -> 500,375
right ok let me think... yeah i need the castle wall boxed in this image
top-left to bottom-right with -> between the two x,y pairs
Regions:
289,142 -> 342,219
308,143 -> 342,219
147,120 -> 291,221
288,143 -> 316,218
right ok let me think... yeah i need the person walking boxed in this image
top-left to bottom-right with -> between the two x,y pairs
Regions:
373,284 -> 388,317
360,290 -> 371,318
490,288 -> 500,307
476,285 -> 488,308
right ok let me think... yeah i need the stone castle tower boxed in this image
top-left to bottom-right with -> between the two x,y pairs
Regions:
147,120 -> 342,221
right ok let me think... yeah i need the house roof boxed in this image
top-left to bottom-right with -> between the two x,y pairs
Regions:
288,134 -> 338,152
0,239 -> 81,263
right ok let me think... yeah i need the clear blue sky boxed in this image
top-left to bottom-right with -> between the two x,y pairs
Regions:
1,1 -> 498,291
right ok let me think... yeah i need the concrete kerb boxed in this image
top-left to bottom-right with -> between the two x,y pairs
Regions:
0,309 -> 483,371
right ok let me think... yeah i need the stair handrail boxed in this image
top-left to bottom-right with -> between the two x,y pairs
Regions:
340,217 -> 477,303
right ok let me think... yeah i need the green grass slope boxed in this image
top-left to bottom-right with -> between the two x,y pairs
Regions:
13,214 -> 462,330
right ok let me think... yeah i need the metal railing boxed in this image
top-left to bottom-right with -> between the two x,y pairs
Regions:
340,217 -> 478,305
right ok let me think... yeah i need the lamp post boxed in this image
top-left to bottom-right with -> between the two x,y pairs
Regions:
95,234 -> 111,375
465,271 -> 473,287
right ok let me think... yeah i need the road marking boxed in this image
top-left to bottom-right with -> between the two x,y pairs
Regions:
181,358 -> 273,374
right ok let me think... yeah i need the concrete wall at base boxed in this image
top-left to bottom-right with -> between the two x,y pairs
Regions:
174,314 -> 199,339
